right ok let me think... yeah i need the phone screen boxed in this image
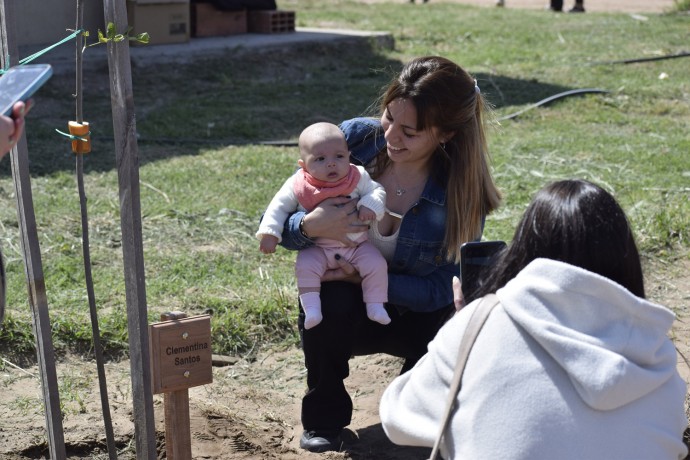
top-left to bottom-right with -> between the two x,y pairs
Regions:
460,241 -> 506,303
0,64 -> 53,116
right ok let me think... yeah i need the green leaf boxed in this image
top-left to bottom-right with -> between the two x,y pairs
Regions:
133,32 -> 150,44
106,22 -> 117,39
97,29 -> 108,44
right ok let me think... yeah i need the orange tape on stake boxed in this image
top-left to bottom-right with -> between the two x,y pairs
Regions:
68,121 -> 91,154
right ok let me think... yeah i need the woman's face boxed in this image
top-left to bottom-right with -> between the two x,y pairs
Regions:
381,98 -> 441,167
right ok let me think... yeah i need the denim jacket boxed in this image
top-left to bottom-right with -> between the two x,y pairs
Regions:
279,117 -> 471,312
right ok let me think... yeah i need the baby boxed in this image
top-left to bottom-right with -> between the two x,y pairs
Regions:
257,122 -> 390,329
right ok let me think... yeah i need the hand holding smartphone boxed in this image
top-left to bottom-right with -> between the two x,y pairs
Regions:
0,64 -> 53,116
460,240 -> 507,304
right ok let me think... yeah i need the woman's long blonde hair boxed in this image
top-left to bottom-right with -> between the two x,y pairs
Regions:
371,56 -> 501,263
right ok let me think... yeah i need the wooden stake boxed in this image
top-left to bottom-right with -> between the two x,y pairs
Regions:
160,312 -> 193,460
164,391 -> 193,460
101,1 -> 157,458
0,2 -> 66,459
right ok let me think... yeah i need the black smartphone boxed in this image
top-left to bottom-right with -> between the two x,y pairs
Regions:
0,64 -> 53,116
460,240 -> 507,303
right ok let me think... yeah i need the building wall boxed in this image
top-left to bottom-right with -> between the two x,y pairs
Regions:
14,0 -> 105,48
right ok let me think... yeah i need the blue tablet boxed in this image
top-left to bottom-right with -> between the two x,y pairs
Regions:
0,64 -> 53,116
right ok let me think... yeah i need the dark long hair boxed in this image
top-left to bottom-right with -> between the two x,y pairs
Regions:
474,179 -> 645,298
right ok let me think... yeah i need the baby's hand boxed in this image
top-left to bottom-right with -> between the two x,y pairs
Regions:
358,206 -> 376,222
259,235 -> 279,254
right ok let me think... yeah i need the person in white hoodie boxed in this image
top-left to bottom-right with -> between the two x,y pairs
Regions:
380,179 -> 688,460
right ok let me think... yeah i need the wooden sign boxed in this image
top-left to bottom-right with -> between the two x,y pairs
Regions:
149,314 -> 212,394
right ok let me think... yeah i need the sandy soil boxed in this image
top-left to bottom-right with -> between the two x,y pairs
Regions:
0,256 -> 688,459
0,344 -> 427,459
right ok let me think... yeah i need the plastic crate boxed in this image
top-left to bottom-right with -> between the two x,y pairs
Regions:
247,10 -> 295,34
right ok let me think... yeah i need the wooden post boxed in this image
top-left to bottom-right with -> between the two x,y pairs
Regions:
101,1 -> 156,458
0,2 -> 66,459
164,391 -> 192,459
161,312 -> 192,460
151,312 -> 213,460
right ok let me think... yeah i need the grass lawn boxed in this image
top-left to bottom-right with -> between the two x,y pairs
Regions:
0,0 -> 688,361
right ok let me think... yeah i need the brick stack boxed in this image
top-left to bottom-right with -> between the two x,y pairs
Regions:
190,0 -> 295,37
247,9 -> 295,34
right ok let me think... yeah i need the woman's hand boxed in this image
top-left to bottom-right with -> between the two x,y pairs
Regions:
301,196 -> 368,246
0,101 -> 32,158
453,276 -> 465,311
322,254 -> 363,284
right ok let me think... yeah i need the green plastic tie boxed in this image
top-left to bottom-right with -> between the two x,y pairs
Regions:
1,29 -> 84,74
55,129 -> 91,142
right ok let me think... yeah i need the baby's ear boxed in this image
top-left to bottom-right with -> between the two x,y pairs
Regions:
297,159 -> 305,169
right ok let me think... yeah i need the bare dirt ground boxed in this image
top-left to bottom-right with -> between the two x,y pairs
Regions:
0,338 -> 431,459
0,0 -> 684,457
0,256 -> 688,459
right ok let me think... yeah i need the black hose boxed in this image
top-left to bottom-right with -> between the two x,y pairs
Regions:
96,49 -> 690,144
497,88 -> 610,121
591,51 -> 690,66
123,89 -> 611,144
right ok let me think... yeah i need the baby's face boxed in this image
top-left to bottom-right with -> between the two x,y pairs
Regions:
301,137 -> 351,183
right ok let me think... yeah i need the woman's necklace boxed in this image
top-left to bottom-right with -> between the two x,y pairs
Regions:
392,167 -> 424,197
385,166 -> 427,222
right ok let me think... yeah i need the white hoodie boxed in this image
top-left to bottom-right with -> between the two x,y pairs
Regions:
380,258 -> 688,459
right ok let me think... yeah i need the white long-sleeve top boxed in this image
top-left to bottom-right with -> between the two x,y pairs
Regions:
256,165 -> 385,244
380,258 -> 688,460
